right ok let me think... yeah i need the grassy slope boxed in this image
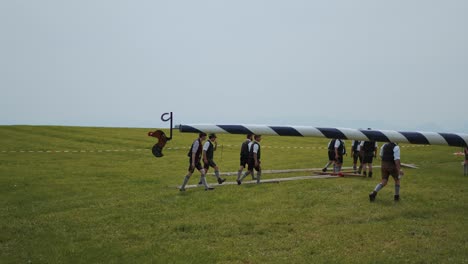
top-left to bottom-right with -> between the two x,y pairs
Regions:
0,126 -> 467,263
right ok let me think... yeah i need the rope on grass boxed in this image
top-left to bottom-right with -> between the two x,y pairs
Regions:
0,145 -> 428,154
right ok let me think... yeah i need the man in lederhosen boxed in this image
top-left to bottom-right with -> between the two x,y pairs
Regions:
237,134 -> 262,184
360,140 -> 378,177
237,134 -> 254,182
369,142 -> 404,202
322,138 -> 345,173
179,132 -> 214,191
202,133 -> 226,184
350,140 -> 362,173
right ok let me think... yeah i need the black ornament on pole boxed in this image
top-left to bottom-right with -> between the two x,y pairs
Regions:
148,112 -> 173,158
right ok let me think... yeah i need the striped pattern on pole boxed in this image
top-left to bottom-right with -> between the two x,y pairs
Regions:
178,124 -> 468,147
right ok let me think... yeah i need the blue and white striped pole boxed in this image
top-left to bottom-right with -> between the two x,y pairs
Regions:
178,124 -> 468,147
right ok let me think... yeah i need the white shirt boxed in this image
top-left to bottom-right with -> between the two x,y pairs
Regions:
202,141 -> 211,151
252,142 -> 260,153
192,139 -> 200,154
248,141 -> 254,152
380,143 -> 401,160
328,139 -> 342,149
334,140 -> 341,149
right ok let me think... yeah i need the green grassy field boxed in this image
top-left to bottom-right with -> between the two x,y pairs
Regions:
1,126 -> 467,263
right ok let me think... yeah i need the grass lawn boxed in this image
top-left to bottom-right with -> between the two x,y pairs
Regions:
1,126 -> 467,263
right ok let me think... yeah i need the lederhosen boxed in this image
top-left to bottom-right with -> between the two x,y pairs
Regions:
248,142 -> 261,171
361,141 -> 375,163
328,139 -> 336,161
240,140 -> 250,167
203,140 -> 217,169
352,140 -> 362,163
328,139 -> 344,163
381,142 -> 399,179
187,138 -> 203,172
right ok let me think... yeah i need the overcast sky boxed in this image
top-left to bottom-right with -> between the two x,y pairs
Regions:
1,1 -> 467,132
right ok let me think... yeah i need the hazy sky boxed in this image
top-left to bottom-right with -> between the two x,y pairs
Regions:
1,1 -> 467,132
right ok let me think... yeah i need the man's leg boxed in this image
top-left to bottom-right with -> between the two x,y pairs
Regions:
238,170 -> 251,184
369,179 -> 387,202
215,168 -> 225,184
180,172 -> 192,191
199,167 -> 208,185
362,164 -> 368,177
237,166 -> 243,181
256,168 -> 262,184
322,160 -> 332,172
394,179 -> 401,201
199,169 -> 214,190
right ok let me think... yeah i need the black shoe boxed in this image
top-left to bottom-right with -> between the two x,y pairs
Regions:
179,188 -> 186,192
394,195 -> 400,201
322,168 -> 327,172
218,178 -> 226,184
205,187 -> 214,191
368,172 -> 373,178
363,172 -> 367,177
369,192 -> 377,202
236,180 -> 241,185
198,181 -> 203,185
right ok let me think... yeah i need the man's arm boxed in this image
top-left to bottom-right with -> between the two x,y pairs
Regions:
202,141 -> 209,163
394,145 -> 403,178
203,150 -> 208,163
253,144 -> 259,166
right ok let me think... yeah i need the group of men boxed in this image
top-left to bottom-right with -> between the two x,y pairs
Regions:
322,138 -> 404,201
177,132 -> 405,202
322,139 -> 378,177
179,133 -> 262,191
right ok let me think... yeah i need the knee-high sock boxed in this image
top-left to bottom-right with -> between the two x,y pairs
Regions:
181,175 -> 190,189
200,174 -> 210,188
374,183 -> 384,192
335,165 -> 341,173
465,164 -> 468,176
323,161 -> 331,169
256,171 -> 261,184
395,184 -> 400,196
240,171 -> 250,181
237,170 -> 242,180
215,170 -> 220,179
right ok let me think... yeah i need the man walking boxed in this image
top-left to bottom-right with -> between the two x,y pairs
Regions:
202,133 -> 226,184
179,132 -> 214,191
369,142 -> 403,202
238,135 -> 262,184
237,134 -> 254,181
360,140 -> 378,177
322,139 -> 345,173
350,140 -> 362,173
